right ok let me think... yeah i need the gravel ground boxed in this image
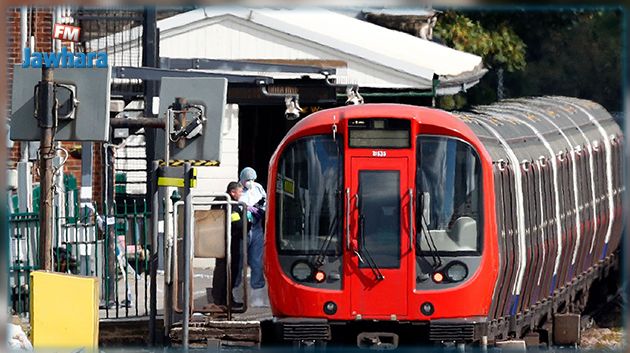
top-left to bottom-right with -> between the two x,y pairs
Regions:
581,327 -> 624,351
580,292 -> 625,350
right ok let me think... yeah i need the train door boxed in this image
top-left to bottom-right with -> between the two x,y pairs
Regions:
347,157 -> 410,318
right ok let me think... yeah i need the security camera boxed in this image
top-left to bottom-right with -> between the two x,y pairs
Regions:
285,96 -> 303,120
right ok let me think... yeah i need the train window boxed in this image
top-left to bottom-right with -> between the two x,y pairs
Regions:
358,170 -> 401,268
275,135 -> 343,255
416,136 -> 482,254
348,119 -> 411,148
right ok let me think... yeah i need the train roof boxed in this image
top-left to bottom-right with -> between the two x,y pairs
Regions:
455,96 -> 621,163
287,102 -> 471,138
284,96 -> 621,165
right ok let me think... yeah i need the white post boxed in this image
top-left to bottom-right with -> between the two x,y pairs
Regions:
19,7 -> 29,163
17,162 -> 32,213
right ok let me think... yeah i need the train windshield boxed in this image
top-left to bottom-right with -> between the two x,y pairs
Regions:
416,136 -> 482,254
275,135 -> 343,254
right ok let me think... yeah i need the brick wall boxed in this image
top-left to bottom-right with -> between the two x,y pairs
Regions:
92,142 -> 103,205
7,6 -> 53,165
58,141 -> 103,205
7,7 -> 23,170
7,7 -> 104,206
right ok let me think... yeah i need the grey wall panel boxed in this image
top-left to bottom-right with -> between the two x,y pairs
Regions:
10,65 -> 111,141
154,77 -> 228,162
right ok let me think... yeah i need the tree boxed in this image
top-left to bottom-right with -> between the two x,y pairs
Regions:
434,10 -> 622,112
434,11 -> 527,72
433,11 -> 527,109
503,10 -> 622,112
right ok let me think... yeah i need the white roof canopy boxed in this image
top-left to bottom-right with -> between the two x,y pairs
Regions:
247,8 -> 483,78
94,7 -> 487,93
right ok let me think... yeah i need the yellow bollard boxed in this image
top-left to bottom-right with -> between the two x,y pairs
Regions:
30,271 -> 99,350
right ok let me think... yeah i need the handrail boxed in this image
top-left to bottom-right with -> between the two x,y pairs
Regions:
345,188 -> 351,250
171,194 -> 249,320
409,189 -> 414,251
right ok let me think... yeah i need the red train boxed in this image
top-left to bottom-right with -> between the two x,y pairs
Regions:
264,96 -> 623,347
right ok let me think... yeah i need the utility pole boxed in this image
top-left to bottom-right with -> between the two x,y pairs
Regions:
103,142 -> 116,309
37,66 -> 55,271
182,162 -> 192,350
142,6 -> 159,166
143,6 -> 161,346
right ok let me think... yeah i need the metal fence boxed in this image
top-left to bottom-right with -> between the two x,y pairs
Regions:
8,187 -> 153,319
103,199 -> 151,319
8,212 -> 39,315
8,6 -> 181,321
8,7 -> 155,320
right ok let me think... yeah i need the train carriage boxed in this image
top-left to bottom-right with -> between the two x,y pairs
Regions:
264,96 -> 623,347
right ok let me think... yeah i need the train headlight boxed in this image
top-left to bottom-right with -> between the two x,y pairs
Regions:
432,272 -> 444,283
291,261 -> 314,282
445,261 -> 468,282
314,270 -> 326,283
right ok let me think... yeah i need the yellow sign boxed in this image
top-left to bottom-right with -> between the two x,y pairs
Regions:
283,177 -> 295,198
30,271 -> 99,350
157,166 -> 197,188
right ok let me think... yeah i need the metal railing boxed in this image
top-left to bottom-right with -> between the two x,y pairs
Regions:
170,195 -> 249,318
9,212 -> 39,315
102,199 -> 151,319
8,190 -> 153,320
165,193 -> 249,348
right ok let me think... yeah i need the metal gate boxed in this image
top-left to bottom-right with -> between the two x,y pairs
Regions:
8,189 -> 152,319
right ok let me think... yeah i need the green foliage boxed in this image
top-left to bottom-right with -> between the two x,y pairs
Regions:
437,93 -> 468,111
437,95 -> 456,110
434,11 -> 527,72
503,10 -> 622,111
447,10 -> 622,112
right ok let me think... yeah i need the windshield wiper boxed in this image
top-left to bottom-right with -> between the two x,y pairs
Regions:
314,212 -> 339,268
417,201 -> 442,269
423,216 -> 443,268
357,215 -> 385,281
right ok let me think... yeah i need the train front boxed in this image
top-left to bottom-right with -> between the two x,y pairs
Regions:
265,104 -> 499,346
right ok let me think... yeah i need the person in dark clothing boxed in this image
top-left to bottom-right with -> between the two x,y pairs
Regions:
211,181 -> 247,309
